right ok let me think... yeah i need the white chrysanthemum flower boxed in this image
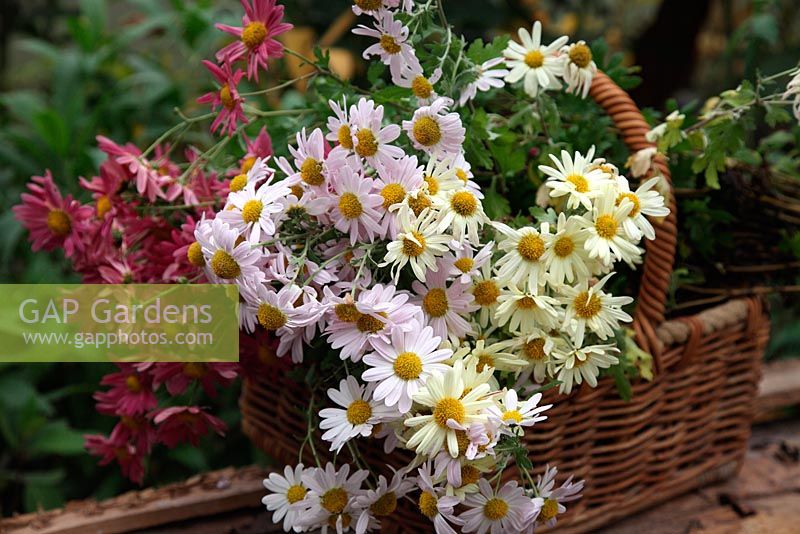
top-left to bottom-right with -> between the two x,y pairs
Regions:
459,479 -> 539,533
196,217 -> 265,289
492,222 -> 548,294
615,175 -> 670,241
626,146 -> 658,178
403,97 -> 465,158
218,175 -> 290,243
469,339 -> 528,373
459,57 -> 509,106
538,147 -> 615,210
405,364 -> 493,458
471,262 -> 502,328
562,41 -> 597,98
348,98 -> 404,167
559,273 -> 633,346
553,343 -> 620,394
353,11 -> 420,80
784,68 -> 800,123
541,213 -> 591,286
382,208 -> 450,283
511,329 -> 558,384
534,464 -> 585,529
449,152 -> 483,198
319,376 -> 398,453
503,21 -> 568,97
301,463 -> 369,532
442,241 -> 493,284
487,389 -> 550,436
354,471 -> 415,534
362,321 -> 452,414
495,285 -> 561,333
578,186 -> 643,266
262,464 -> 311,533
413,267 -> 477,344
422,156 -> 461,203
393,63 -> 443,104
437,187 -> 487,244
374,155 -> 424,238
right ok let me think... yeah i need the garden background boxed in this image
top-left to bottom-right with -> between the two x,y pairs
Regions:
0,0 -> 798,516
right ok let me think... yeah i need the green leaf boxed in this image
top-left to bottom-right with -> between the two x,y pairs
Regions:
367,62 -> 386,85
27,421 -> 86,456
483,188 -> 511,219
765,104 -> 791,127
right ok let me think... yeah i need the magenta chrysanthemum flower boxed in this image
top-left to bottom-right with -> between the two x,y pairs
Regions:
93,364 -> 158,417
215,0 -> 293,81
13,171 -> 92,258
97,135 -> 167,202
197,60 -> 248,137
152,406 -> 227,448
85,432 -> 146,484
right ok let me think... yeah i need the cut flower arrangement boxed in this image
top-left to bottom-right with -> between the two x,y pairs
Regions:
20,0 -> 785,532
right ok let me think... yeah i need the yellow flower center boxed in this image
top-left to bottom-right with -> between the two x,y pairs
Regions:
355,129 -> 379,158
616,192 -> 641,217
290,185 -> 304,199
241,156 -> 257,174
379,34 -> 402,55
423,288 -> 449,317
433,397 -> 466,427
125,374 -> 141,393
461,465 -> 481,486
46,209 -> 71,237
517,233 -> 545,261
338,192 -> 363,219
524,50 -> 544,68
286,484 -> 307,504
229,174 -> 248,192
423,174 -> 439,196
502,410 -> 523,423
451,191 -> 478,216
523,338 -> 546,361
573,291 -> 602,319
210,250 -> 241,279
257,303 -> 288,330
595,214 -> 618,239
182,362 -> 207,379
327,513 -> 351,529
380,183 -> 406,210
356,312 -> 386,333
413,116 -> 442,146
484,498 -> 509,521
300,157 -> 324,186
346,399 -> 372,425
553,236 -> 575,258
418,491 -> 439,518
370,491 -> 397,516
476,353 -> 494,372
541,498 -> 559,520
455,168 -> 469,183
335,303 -> 361,323
454,257 -> 474,273
242,21 -> 267,49
411,75 -> 433,99
219,84 -> 235,110
472,280 -> 500,306
566,174 -> 589,193
321,487 -> 349,514
408,192 -> 432,217
355,0 -> 384,11
394,351 -> 423,380
241,199 -> 263,223
402,231 -> 426,257
96,196 -> 112,218
517,296 -> 538,310
337,125 -> 354,149
186,241 -> 205,267
569,43 -> 593,68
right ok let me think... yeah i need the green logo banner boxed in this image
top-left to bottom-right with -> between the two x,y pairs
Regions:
0,284 -> 239,362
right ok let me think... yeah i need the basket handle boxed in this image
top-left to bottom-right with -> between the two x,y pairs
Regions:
588,72 -> 678,373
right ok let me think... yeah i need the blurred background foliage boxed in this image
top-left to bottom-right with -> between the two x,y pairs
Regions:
0,0 -> 798,515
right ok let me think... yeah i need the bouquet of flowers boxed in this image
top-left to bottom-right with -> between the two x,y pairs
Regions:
12,0 -> 741,532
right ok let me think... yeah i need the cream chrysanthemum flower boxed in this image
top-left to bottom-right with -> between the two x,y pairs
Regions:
562,40 -> 597,98
495,285 -> 561,333
421,156 -> 461,203
492,222 -> 548,294
403,97 -> 465,158
486,388 -> 550,436
539,147 -> 615,210
541,212 -> 591,286
405,364 -> 493,458
559,273 -> 633,346
468,339 -> 528,374
354,471 -> 415,533
471,262 -> 502,328
578,186 -> 642,267
437,187 -> 487,244
511,329 -> 559,384
503,21 -> 568,98
614,175 -> 670,241
374,155 -> 424,239
382,208 -> 450,283
262,464 -> 311,533
553,344 -> 619,394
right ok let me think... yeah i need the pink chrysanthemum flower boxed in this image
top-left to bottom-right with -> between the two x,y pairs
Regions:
152,406 -> 227,448
459,479 -> 539,533
215,0 -> 293,81
195,217 -> 266,289
531,464 -> 585,529
403,97 -> 466,158
97,136 -> 166,202
197,60 -> 248,137
13,171 -> 92,258
412,266 -> 477,344
93,364 -> 157,417
219,160 -> 289,243
307,163 -> 383,246
241,282 -> 320,338
351,0 -> 403,17
353,11 -> 421,80
393,63 -> 443,105
348,98 -> 404,167
325,98 -> 354,154
276,128 -> 331,191
441,241 -> 493,284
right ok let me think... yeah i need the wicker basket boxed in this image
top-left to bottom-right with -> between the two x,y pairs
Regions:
240,72 -> 770,532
